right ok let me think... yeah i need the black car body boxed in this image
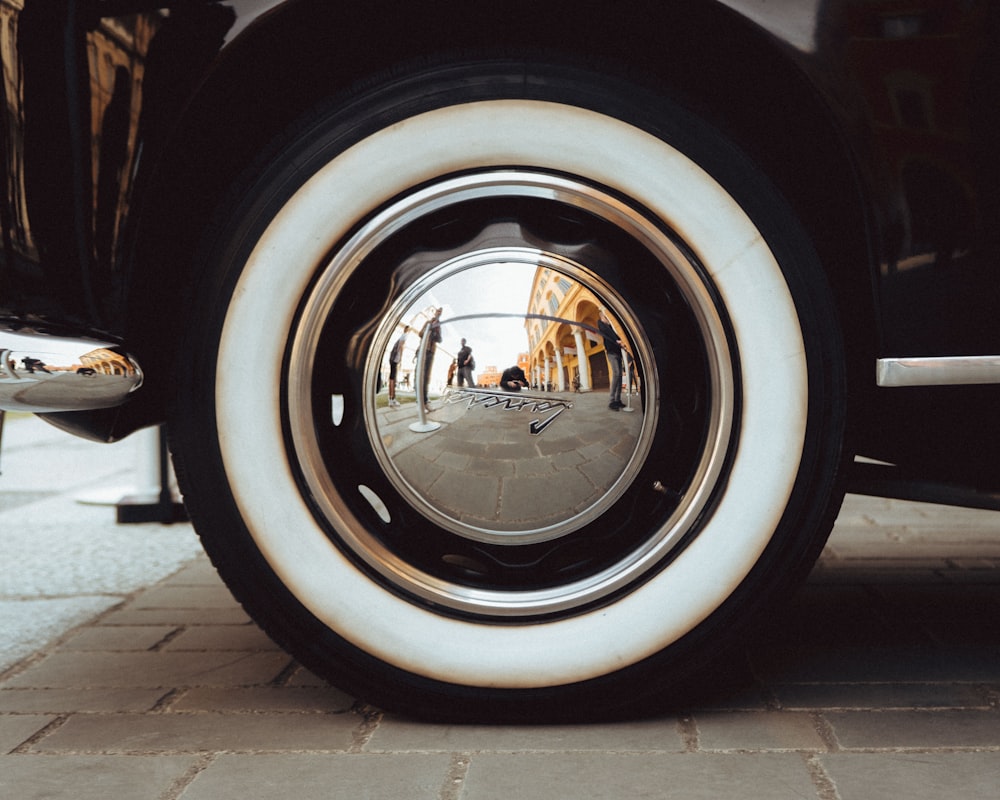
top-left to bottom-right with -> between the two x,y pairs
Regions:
1,0 -> 997,719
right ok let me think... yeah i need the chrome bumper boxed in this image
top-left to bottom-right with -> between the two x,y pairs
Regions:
0,330 -> 143,413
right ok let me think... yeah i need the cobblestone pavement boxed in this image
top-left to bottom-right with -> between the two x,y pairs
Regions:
2,415 -> 1000,799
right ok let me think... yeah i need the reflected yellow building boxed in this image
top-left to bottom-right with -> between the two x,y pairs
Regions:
0,2 -> 160,264
477,355 -> 526,389
477,365 -> 500,388
524,268 -> 610,393
78,347 -> 140,377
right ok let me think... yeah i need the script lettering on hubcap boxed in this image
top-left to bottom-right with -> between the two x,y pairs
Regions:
444,388 -> 572,435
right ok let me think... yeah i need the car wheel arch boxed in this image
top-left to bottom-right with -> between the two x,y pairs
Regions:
119,1 -> 875,439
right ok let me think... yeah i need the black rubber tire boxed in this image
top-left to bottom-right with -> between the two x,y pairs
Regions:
169,58 -> 849,721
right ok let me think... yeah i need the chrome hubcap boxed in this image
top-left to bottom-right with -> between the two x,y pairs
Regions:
287,171 -> 736,617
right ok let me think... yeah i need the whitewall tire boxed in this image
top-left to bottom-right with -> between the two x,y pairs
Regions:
170,59 -> 847,720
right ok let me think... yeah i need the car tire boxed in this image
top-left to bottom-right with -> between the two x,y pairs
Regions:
169,58 -> 849,721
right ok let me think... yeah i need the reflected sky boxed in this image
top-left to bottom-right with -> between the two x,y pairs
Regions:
408,262 -> 537,371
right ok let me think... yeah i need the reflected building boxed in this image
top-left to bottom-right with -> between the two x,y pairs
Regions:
477,364 -> 500,388
525,267 -> 609,393
77,346 -> 137,377
0,1 -> 161,317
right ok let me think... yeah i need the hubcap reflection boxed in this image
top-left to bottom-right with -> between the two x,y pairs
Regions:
370,251 -> 655,546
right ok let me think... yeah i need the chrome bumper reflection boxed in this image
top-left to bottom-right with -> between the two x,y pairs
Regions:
0,330 -> 143,412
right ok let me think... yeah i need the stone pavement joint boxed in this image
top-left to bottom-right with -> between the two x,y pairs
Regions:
803,752 -> 841,800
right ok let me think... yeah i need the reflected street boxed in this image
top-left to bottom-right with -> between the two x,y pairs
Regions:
376,387 -> 642,540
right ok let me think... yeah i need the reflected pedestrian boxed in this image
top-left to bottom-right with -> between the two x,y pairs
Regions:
598,308 -> 625,411
387,325 -> 408,407
456,338 -> 475,387
418,307 -> 442,412
500,365 -> 529,391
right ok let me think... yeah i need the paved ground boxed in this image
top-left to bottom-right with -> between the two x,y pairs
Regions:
2,413 -> 1000,799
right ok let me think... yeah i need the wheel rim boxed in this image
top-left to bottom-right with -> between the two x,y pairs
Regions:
215,98 -> 807,686
286,170 -> 736,617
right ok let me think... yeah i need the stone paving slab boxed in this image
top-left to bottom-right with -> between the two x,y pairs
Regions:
366,717 -> 686,753
818,752 -> 1000,800
29,711 -> 360,754
179,753 -> 455,800
0,687 -> 167,714
160,624 -> 282,651
170,686 -> 355,714
59,625 -> 178,652
0,754 -> 199,800
95,605 -> 253,626
3,650 -> 293,689
460,753 -> 820,800
692,711 -> 829,751
825,709 -> 1000,749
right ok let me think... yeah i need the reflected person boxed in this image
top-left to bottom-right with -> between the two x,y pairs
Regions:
500,365 -> 529,392
456,338 -> 475,387
387,325 -> 408,407
417,307 -> 442,412
598,308 -> 625,411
